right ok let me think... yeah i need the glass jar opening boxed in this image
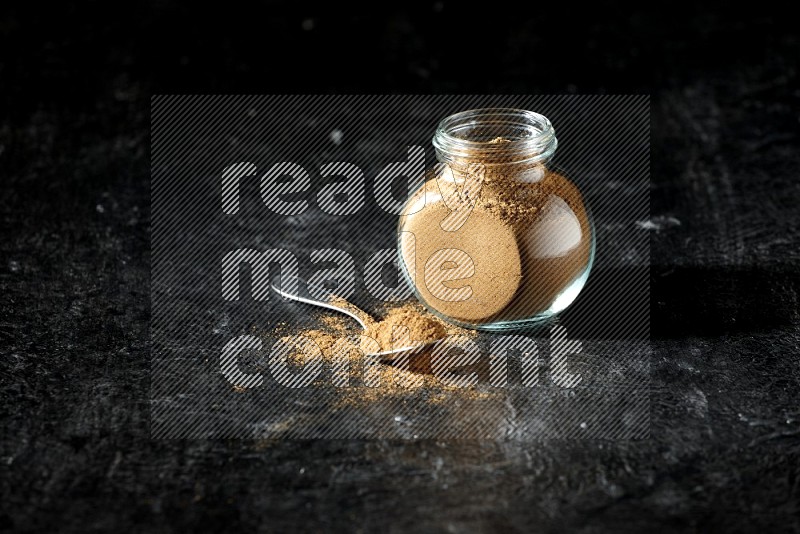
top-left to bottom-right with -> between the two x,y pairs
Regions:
432,108 -> 558,165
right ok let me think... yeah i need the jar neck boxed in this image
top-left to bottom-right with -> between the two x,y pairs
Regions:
432,108 -> 557,166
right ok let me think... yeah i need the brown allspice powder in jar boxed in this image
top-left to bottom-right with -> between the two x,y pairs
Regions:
398,109 -> 595,329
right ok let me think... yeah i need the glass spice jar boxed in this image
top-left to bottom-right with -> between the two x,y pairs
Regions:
397,108 -> 595,330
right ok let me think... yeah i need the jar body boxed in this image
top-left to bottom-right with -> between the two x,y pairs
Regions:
397,110 -> 595,330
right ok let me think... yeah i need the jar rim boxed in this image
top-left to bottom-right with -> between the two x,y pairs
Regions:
432,108 -> 558,164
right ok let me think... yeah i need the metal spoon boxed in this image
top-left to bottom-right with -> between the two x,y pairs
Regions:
271,282 -> 446,362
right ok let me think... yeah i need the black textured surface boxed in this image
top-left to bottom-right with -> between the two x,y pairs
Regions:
2,3 -> 799,532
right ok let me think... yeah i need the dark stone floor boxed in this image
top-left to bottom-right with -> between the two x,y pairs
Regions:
1,4 -> 798,532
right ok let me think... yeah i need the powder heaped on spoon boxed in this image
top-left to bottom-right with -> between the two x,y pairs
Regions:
361,303 -> 448,352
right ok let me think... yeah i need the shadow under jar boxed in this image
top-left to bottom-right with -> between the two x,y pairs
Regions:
397,108 -> 595,331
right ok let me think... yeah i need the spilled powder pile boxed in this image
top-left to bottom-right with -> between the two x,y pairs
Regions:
281,301 -> 449,358
265,301 -> 492,407
280,313 -> 346,367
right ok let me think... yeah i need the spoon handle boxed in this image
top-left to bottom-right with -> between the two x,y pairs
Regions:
271,281 -> 375,330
